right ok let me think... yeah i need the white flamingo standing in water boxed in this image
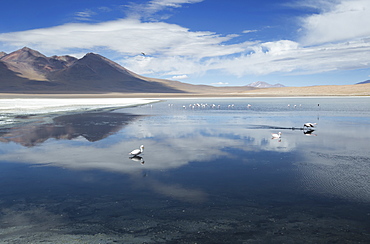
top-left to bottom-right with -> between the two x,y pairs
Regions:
129,145 -> 144,156
271,132 -> 282,139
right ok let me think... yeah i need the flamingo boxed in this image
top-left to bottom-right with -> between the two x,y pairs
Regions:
129,145 -> 144,156
303,123 -> 317,128
271,132 -> 282,139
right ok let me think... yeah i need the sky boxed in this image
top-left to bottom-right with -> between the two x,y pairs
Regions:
1,0 -> 370,87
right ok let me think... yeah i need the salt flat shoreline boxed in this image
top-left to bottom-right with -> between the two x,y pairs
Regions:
0,97 -> 160,116
0,83 -> 369,99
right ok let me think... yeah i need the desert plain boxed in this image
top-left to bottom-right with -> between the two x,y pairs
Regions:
0,83 -> 369,99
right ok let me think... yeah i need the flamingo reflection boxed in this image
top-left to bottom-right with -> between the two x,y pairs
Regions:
129,155 -> 145,164
303,129 -> 317,136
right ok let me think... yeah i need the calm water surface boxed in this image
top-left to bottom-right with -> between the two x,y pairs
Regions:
0,97 -> 369,243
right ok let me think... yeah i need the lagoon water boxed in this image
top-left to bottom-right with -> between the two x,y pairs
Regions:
0,97 -> 369,243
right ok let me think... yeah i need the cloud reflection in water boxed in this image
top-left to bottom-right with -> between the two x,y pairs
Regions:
0,99 -> 369,203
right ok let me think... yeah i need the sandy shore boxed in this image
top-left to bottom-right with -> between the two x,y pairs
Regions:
240,83 -> 370,97
0,83 -> 369,98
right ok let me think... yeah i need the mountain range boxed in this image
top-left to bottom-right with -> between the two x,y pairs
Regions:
0,47 -> 256,94
356,80 -> 370,85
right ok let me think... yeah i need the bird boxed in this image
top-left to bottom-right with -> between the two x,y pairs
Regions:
271,132 -> 282,139
129,145 -> 144,156
303,123 -> 317,128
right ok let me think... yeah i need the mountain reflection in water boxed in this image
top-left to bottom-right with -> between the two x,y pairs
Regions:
0,112 -> 141,147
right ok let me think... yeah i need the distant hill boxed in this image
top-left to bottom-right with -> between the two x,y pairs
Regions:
0,47 -> 256,94
356,80 -> 370,84
247,81 -> 285,88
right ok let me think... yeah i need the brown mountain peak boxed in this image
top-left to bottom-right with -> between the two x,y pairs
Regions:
20,46 -> 45,56
75,52 -> 131,76
1,47 -> 73,81
20,46 -> 32,51
1,46 -> 47,62
80,52 -> 104,61
51,55 -> 77,67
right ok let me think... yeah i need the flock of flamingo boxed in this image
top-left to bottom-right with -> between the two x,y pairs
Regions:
175,103 -> 305,110
178,103 -> 252,109
129,103 -> 318,159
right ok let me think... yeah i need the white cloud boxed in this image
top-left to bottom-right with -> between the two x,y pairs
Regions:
98,6 -> 112,12
74,9 -> 97,21
172,74 -> 189,79
0,19 -> 247,58
124,38 -> 370,77
145,0 -> 204,10
121,55 -> 208,76
300,0 -> 370,45
216,39 -> 370,76
211,82 -> 229,85
287,0 -> 339,12
242,29 -> 257,34
125,0 -> 204,20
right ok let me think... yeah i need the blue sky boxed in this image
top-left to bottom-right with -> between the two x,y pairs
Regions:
1,0 -> 370,86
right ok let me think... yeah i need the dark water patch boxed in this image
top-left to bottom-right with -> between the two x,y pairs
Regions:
14,114 -> 37,119
248,124 -> 307,130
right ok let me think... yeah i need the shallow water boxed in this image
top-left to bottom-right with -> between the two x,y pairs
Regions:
0,97 -> 369,243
